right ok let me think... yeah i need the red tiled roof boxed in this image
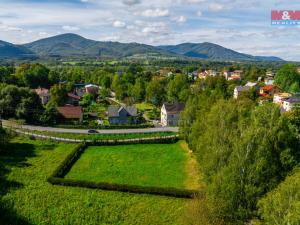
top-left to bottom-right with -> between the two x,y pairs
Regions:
261,85 -> 277,91
57,106 -> 83,119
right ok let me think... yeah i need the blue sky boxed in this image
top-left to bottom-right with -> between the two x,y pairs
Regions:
0,0 -> 300,60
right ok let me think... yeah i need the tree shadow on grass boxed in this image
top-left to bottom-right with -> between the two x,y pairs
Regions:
0,142 -> 36,225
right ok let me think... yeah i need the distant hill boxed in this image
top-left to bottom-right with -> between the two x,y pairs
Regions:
158,42 -> 283,61
0,33 -> 283,61
23,33 -> 172,58
0,40 -> 35,59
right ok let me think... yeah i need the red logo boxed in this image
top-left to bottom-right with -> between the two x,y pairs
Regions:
271,10 -> 300,20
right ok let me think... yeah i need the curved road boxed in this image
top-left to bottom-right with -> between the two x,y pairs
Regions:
3,120 -> 179,134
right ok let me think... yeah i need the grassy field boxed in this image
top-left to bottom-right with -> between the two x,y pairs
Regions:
19,129 -> 176,141
0,137 -> 194,225
65,142 -> 196,189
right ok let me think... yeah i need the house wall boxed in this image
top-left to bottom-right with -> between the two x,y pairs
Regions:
161,105 -> 180,127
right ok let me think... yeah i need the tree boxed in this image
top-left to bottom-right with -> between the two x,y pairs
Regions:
182,97 -> 300,223
47,84 -> 67,107
80,93 -> 94,107
0,84 -> 43,123
258,168 -> 300,225
146,79 -> 166,106
131,78 -> 145,102
167,74 -> 190,102
275,64 -> 300,92
15,63 -> 50,88
40,106 -> 58,125
48,70 -> 60,85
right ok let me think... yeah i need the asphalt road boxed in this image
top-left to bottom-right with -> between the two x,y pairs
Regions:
3,120 -> 179,134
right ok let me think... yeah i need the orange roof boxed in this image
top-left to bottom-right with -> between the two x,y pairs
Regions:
261,85 -> 278,91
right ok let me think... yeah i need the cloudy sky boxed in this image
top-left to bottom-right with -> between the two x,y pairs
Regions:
0,0 -> 300,60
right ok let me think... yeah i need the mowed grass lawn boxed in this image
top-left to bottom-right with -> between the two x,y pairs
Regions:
0,137 -> 197,225
65,142 -> 197,189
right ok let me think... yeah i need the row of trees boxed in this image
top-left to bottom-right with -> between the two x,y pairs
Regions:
180,76 -> 300,224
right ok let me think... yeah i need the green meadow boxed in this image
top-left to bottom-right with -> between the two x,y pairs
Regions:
65,142 -> 197,189
0,138 -> 199,225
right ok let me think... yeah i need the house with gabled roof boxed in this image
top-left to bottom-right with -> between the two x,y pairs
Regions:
66,93 -> 81,106
259,85 -> 280,97
161,103 -> 185,127
108,105 -> 138,124
57,106 -> 83,123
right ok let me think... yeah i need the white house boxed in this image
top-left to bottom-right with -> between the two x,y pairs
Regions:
273,93 -> 292,106
233,86 -> 251,99
282,96 -> 300,112
161,103 -> 185,127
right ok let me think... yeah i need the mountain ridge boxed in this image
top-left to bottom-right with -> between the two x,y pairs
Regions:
0,33 -> 284,61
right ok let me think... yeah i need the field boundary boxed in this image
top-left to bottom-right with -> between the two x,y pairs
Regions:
47,141 -> 200,198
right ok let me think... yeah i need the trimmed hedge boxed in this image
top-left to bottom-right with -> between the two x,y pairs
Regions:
47,140 -> 199,198
49,143 -> 86,178
89,136 -> 179,145
48,177 -> 199,198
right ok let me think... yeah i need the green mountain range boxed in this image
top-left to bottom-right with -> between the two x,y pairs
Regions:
0,33 -> 283,61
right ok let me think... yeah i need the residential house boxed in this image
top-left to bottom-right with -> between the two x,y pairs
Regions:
224,70 -> 243,81
282,96 -> 300,112
233,86 -> 251,99
57,106 -> 83,123
85,84 -> 99,95
273,93 -> 292,106
34,88 -> 50,105
266,71 -> 275,77
198,70 -> 218,79
228,75 -> 241,81
245,81 -> 258,88
66,93 -> 81,106
264,77 -> 275,85
108,106 -> 138,124
161,103 -> 185,127
232,70 -> 243,77
259,85 -> 280,97
74,84 -> 86,97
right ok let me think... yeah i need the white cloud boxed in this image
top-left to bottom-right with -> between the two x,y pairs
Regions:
113,20 -> 126,28
0,23 -> 23,32
197,11 -> 202,16
175,16 -> 187,23
62,25 -> 80,31
122,0 -> 141,6
209,3 -> 224,12
80,0 -> 89,2
141,8 -> 170,17
182,0 -> 206,3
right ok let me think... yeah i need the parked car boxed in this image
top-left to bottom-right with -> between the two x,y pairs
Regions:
88,129 -> 99,134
